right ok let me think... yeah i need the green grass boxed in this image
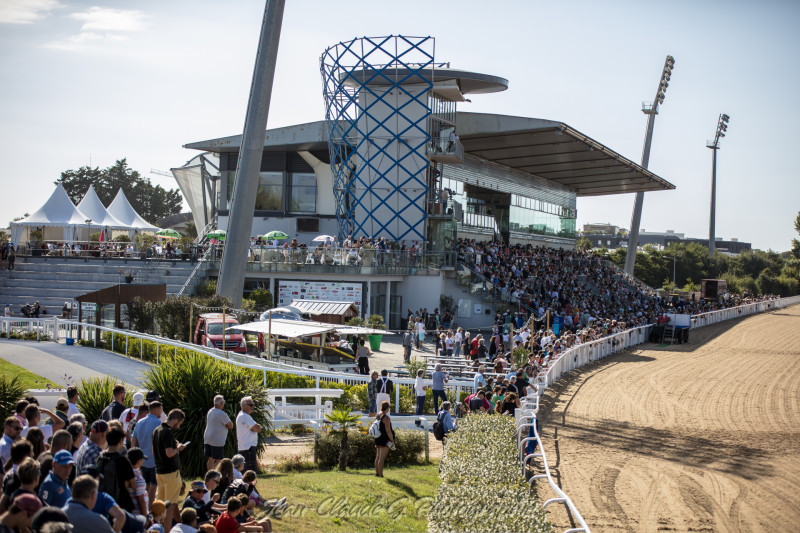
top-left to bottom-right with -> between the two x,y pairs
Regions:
252,462 -> 441,532
0,357 -> 60,390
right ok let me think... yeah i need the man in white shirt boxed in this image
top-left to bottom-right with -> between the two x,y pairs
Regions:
66,387 -> 81,418
120,392 -> 144,433
236,396 -> 261,473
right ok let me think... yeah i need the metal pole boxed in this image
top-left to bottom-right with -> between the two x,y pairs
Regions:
217,0 -> 286,307
624,110 -> 657,276
709,147 -> 717,254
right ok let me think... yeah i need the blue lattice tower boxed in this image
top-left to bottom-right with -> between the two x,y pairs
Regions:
320,36 -> 434,243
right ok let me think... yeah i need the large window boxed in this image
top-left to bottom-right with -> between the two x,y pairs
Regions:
255,172 -> 283,211
289,173 -> 317,213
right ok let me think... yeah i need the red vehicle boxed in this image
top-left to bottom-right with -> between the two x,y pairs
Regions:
194,313 -> 247,353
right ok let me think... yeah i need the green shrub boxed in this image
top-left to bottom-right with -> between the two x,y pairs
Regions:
313,427 -> 425,468
0,375 -> 26,419
429,415 -> 552,533
141,351 -> 272,478
77,376 -> 134,424
248,288 -> 273,310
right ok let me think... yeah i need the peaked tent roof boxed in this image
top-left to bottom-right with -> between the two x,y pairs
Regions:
77,185 -> 129,229
107,189 -> 159,231
13,183 -> 89,226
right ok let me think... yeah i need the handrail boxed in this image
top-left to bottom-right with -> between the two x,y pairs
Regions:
178,246 -> 213,296
514,295 -> 800,533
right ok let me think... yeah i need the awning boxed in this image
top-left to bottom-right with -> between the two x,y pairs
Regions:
230,318 -> 394,337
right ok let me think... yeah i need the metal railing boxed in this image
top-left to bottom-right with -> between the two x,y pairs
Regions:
178,246 -> 213,296
513,295 -> 800,533
236,248 -> 457,273
0,317 -> 473,409
426,137 -> 464,162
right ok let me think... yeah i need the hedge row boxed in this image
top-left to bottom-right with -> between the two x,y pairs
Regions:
313,425 -> 426,468
429,415 -> 552,533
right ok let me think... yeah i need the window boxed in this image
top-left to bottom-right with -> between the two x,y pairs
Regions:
289,173 -> 317,213
255,172 -> 283,211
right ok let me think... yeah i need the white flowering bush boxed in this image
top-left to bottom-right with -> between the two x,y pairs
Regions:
428,415 -> 552,533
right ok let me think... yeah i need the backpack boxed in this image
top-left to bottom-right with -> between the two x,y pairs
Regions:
96,452 -> 121,504
368,418 -> 382,439
432,412 -> 446,441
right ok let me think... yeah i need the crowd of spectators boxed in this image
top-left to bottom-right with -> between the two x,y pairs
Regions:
0,385 -> 283,533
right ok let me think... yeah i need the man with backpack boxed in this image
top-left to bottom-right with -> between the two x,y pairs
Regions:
101,384 -> 127,422
96,428 -> 136,513
432,401 -> 456,442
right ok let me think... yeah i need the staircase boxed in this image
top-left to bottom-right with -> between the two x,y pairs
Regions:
0,256 -> 203,314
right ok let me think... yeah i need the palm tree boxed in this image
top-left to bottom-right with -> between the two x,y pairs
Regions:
324,408 -> 362,471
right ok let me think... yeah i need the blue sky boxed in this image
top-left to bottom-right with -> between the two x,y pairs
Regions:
1,0 -> 798,251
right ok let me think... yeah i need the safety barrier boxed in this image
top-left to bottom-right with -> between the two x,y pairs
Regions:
514,295 -> 800,533
0,317 -> 472,411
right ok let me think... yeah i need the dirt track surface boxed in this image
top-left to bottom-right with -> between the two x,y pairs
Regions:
536,304 -> 800,533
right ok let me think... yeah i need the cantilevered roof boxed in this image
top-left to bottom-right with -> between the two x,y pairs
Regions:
456,112 -> 675,196
185,114 -> 675,197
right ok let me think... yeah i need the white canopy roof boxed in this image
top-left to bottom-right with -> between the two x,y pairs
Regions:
230,318 -> 393,338
77,186 -> 128,229
107,189 -> 159,231
10,183 -> 90,246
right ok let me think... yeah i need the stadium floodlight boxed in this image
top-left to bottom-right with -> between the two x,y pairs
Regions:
706,113 -> 731,254
624,54 -> 676,276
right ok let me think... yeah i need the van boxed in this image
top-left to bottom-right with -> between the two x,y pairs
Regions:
194,313 -> 247,353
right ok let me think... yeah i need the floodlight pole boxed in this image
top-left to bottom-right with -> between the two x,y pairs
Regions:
706,113 -> 729,255
217,0 -> 285,307
623,55 -> 675,276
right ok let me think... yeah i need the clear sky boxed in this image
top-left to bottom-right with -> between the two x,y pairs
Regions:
1,0 -> 798,251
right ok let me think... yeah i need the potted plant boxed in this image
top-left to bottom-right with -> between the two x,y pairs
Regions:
365,314 -> 386,351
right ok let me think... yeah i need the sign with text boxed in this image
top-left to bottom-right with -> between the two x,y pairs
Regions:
277,280 -> 363,309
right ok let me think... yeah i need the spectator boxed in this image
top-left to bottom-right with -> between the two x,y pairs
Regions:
38,430 -> 73,488
29,506 -> 70,532
127,402 -> 149,449
438,401 -> 456,438
132,400 -> 163,504
25,427 -> 48,460
473,365 -> 486,390
38,451 -> 73,508
53,399 -> 70,427
172,507 -> 199,533
97,428 -> 136,513
431,364 -> 449,414
148,499 -> 171,533
0,493 -> 42,532
203,396 -> 233,472
0,417 -> 22,466
372,401 -> 394,479
66,387 -> 81,418
230,456 -> 245,481
1,440 -> 34,514
402,329 -> 413,363
101,384 -> 127,421
414,369 -> 427,427
182,480 -> 219,525
8,457 -> 41,506
153,409 -> 187,530
81,463 -> 145,533
214,495 -> 267,533
13,402 -> 28,429
366,371 -> 380,418
356,339 -> 371,375
466,390 -> 490,413
235,399 -> 261,474
21,404 -> 64,441
375,370 -> 393,413
75,420 -> 107,474
121,393 -> 145,433
127,448 -> 148,517
501,392 -> 520,416
66,422 -> 84,459
63,475 -> 115,533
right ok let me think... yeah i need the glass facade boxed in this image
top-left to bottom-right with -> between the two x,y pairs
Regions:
289,173 -> 317,213
226,170 -> 317,214
255,172 -> 283,211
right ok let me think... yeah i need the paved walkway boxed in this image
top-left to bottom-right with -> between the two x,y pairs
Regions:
0,338 -> 151,388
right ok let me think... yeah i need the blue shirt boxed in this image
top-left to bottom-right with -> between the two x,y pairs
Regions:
39,471 -> 71,507
92,491 -> 117,516
432,371 -> 447,390
440,411 -> 455,432
133,414 -> 162,469
473,372 -> 486,390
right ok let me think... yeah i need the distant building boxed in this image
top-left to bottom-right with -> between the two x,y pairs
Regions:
584,229 -> 751,254
582,222 -> 621,235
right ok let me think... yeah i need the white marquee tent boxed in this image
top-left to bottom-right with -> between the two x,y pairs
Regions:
10,183 -> 90,247
77,185 -> 128,231
107,189 -> 160,232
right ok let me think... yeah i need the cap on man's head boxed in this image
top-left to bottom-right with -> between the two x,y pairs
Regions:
132,392 -> 144,407
145,391 -> 161,403
53,449 -> 75,466
14,493 -> 43,513
191,481 -> 208,493
91,420 -> 108,433
55,398 -> 69,411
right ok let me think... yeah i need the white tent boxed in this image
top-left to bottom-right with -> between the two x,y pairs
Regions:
106,189 -> 159,233
10,183 -> 89,246
77,186 -> 129,234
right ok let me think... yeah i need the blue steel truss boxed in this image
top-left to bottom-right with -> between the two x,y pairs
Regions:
320,36 -> 434,243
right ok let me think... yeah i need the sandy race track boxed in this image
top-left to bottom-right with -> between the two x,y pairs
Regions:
536,304 -> 800,533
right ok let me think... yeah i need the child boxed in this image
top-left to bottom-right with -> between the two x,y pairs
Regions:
147,499 -> 170,533
128,448 -> 148,517
234,493 -> 272,531
215,497 -> 270,533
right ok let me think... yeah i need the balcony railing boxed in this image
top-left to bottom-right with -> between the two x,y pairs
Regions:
426,137 -> 464,163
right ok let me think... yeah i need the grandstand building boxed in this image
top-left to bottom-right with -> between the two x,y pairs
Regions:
173,36 -> 676,327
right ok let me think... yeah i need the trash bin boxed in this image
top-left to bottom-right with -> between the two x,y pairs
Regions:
65,338 -> 75,346
368,334 -> 382,352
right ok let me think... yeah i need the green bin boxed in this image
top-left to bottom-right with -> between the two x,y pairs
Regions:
368,334 -> 382,351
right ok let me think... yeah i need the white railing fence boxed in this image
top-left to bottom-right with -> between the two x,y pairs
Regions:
514,295 -> 800,533
0,317 -> 472,411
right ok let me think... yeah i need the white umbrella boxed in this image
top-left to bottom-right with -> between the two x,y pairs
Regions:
312,234 -> 336,242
